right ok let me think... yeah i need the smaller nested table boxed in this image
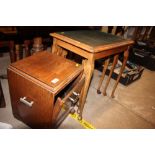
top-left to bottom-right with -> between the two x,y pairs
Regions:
50,30 -> 134,119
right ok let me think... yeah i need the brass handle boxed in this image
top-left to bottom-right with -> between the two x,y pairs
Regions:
20,97 -> 34,107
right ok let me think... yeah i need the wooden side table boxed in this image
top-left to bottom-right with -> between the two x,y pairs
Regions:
50,30 -> 134,119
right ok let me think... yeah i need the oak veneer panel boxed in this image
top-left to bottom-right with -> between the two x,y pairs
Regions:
8,69 -> 54,128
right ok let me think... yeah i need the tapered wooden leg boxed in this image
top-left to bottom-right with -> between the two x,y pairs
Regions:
97,58 -> 110,94
51,38 -> 57,54
102,54 -> 119,96
78,59 -> 94,119
111,50 -> 129,98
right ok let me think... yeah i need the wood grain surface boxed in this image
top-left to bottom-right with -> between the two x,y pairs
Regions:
7,51 -> 84,128
10,51 -> 83,94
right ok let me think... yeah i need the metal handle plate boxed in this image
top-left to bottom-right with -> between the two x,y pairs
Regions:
20,97 -> 34,107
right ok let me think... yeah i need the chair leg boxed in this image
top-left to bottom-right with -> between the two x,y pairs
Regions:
102,54 -> 119,96
97,58 -> 110,94
111,50 -> 129,98
9,41 -> 16,63
24,40 -> 31,57
15,44 -> 23,60
0,81 -> 6,108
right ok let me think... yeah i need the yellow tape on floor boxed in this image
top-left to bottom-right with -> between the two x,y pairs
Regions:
69,113 -> 95,129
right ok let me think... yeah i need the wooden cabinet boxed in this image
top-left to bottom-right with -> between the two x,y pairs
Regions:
8,51 -> 84,128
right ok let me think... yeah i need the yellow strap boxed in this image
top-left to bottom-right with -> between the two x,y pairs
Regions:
69,113 -> 95,129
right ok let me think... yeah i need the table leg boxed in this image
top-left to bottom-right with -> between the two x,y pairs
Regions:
97,58 -> 110,94
102,54 -> 119,96
52,38 -> 58,54
78,59 -> 94,119
111,49 -> 129,98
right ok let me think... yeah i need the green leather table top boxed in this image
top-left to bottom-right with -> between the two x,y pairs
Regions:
57,30 -> 126,47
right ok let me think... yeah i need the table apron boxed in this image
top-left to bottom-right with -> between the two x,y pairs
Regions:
94,45 -> 128,60
55,39 -> 93,59
54,39 -> 129,61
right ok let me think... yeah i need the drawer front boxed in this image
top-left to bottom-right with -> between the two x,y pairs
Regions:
8,69 -> 54,128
